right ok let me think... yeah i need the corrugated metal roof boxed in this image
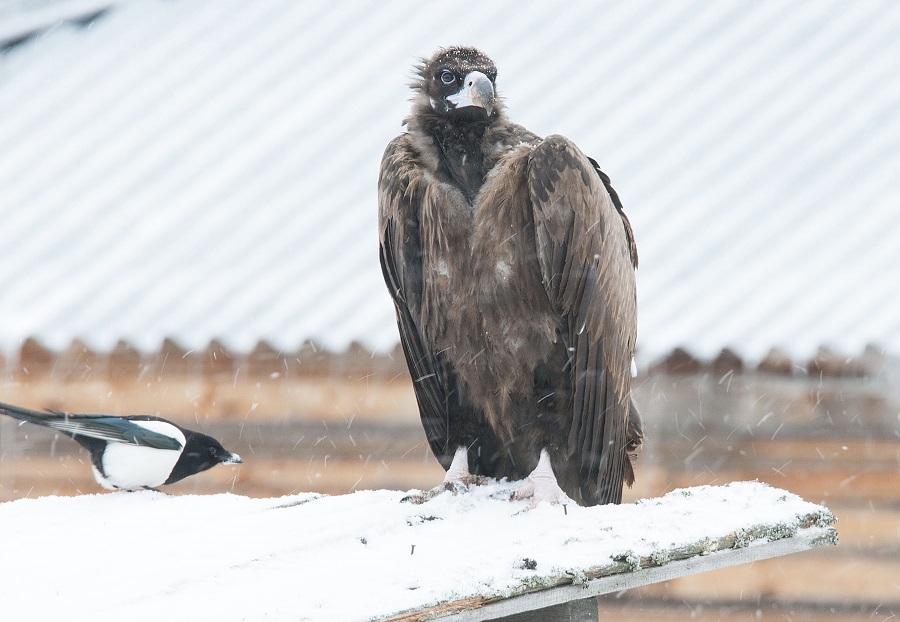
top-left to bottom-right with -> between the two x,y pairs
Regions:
0,0 -> 898,361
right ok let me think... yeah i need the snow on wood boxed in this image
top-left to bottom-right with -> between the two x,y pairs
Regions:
0,481 -> 836,622
395,521 -> 834,621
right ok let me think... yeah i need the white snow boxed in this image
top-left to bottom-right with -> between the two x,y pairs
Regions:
0,480 -> 834,621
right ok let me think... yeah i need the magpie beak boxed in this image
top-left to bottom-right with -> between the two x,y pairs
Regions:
223,452 -> 243,465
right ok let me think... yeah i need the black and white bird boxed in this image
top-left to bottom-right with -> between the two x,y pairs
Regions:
0,401 -> 242,491
378,47 -> 642,507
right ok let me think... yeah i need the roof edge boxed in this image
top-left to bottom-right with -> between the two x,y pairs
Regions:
0,0 -> 120,48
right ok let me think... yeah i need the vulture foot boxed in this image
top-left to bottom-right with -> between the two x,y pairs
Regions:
401,475 -> 490,504
513,449 -> 574,509
513,477 -> 573,509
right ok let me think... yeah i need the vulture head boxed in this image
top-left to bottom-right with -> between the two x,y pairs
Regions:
414,46 -> 500,121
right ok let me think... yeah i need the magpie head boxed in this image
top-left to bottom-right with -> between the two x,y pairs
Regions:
165,431 -> 242,485
197,436 -> 242,468
212,442 -> 243,465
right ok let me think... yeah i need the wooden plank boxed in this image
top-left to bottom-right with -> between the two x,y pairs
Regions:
390,527 -> 836,622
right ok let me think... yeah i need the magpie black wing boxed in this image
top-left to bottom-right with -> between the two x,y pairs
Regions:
0,402 -> 183,450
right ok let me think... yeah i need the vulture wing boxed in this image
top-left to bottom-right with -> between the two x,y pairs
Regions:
377,136 -> 500,473
527,135 -> 638,505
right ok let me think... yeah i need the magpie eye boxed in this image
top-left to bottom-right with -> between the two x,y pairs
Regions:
440,70 -> 455,85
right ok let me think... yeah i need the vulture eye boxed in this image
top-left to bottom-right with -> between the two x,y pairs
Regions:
208,446 -> 218,456
440,70 -> 455,85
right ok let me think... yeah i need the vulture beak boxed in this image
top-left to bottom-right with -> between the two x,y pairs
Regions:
224,452 -> 243,465
447,71 -> 495,115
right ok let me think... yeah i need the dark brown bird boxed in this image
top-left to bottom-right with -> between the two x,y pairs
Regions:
378,46 -> 642,507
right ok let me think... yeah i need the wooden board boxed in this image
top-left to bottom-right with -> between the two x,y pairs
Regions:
439,528 -> 835,621
384,523 -> 837,622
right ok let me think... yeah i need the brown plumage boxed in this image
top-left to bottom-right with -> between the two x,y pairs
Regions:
378,46 -> 642,506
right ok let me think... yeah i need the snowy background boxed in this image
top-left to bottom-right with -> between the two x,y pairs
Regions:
0,0 -> 898,362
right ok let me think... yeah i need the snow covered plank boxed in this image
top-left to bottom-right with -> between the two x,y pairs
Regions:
379,482 -> 837,622
390,523 -> 835,621
0,481 -> 836,622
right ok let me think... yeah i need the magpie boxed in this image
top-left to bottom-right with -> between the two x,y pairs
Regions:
0,401 -> 242,491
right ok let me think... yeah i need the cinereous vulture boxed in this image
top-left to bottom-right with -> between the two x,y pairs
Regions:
378,46 -> 642,507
